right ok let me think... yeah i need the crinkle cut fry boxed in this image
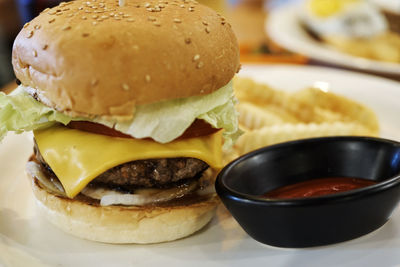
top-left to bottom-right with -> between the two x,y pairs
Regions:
235,122 -> 377,155
230,77 -> 380,158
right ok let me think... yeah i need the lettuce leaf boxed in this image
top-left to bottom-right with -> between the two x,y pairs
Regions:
0,87 -> 74,138
0,83 -> 241,147
94,81 -> 241,147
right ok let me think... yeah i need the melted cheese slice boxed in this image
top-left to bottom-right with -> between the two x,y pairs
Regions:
34,126 -> 223,198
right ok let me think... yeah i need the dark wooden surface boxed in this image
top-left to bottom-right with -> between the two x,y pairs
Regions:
1,81 -> 17,94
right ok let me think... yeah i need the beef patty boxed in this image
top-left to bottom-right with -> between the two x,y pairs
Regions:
34,141 -> 209,188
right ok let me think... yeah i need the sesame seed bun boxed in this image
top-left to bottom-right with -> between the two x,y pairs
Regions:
12,0 -> 240,118
29,160 -> 220,244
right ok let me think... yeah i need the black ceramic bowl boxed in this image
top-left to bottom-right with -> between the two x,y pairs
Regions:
216,136 -> 400,248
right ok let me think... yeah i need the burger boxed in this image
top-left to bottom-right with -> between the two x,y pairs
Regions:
0,0 -> 240,243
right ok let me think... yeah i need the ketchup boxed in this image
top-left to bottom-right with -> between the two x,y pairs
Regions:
263,177 -> 377,199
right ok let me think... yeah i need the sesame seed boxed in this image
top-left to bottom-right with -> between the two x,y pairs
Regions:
202,21 -> 208,26
92,15 -> 99,18
42,44 -> 48,50
91,79 -> 98,86
82,16 -> 87,20
122,14 -> 130,18
62,25 -> 71,31
196,62 -> 204,69
48,18 -> 56,23
56,12 -> 63,16
135,4 -> 141,7
114,17 -> 121,20
145,2 -> 151,7
42,8 -> 50,13
193,54 -> 200,61
180,4 -> 185,8
33,50 -> 37,57
101,15 -> 109,19
205,27 -> 210,33
153,21 -> 161,26
82,33 -> 90,37
110,12 -> 115,16
173,18 -> 181,23
78,6 -> 84,10
27,31 -> 34,38
145,75 -> 151,82
63,8 -> 70,11
92,21 -> 98,25
127,18 -> 135,22
119,12 -> 123,15
185,37 -> 191,44
23,22 -> 30,28
48,10 -> 57,15
148,16 -> 156,21
122,83 -> 130,91
221,21 -> 226,25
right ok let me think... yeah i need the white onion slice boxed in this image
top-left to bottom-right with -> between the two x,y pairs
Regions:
100,194 -> 155,206
26,161 -> 66,196
196,185 -> 216,196
81,181 -> 198,206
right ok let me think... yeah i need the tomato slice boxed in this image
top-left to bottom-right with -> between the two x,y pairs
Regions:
67,119 -> 220,140
68,121 -> 131,138
178,119 -> 220,139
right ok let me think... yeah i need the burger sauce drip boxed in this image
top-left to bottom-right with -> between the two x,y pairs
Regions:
263,177 -> 376,199
67,119 -> 220,140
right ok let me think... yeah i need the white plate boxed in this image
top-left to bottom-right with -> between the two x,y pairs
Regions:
1,65 -> 400,267
370,0 -> 400,14
266,4 -> 400,76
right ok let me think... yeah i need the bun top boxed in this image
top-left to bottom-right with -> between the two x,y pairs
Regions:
12,0 -> 240,118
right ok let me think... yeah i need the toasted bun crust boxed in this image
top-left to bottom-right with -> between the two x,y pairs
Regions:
29,171 -> 219,244
12,0 -> 240,118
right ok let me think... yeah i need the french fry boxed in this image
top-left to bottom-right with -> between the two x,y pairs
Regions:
237,102 -> 286,129
229,77 -> 380,160
324,32 -> 400,63
235,122 -> 376,155
293,87 -> 379,134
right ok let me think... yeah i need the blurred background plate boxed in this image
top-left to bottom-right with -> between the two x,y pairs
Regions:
2,65 -> 400,267
266,4 -> 400,76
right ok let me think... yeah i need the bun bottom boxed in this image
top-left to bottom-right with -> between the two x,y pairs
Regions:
29,173 -> 219,244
